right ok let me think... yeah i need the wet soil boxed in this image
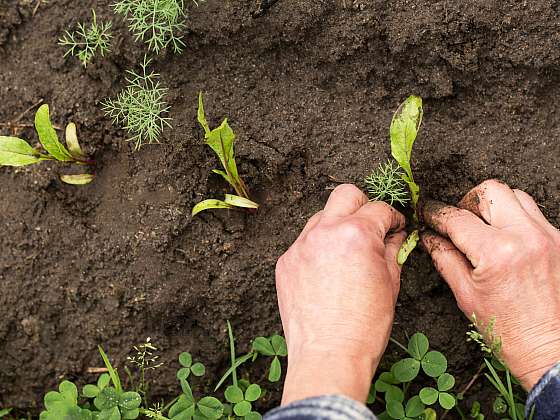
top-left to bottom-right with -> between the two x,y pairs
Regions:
1,0 -> 559,417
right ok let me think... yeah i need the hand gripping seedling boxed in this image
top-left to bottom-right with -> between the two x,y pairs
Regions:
0,104 -> 95,185
192,93 -> 259,216
365,96 -> 423,264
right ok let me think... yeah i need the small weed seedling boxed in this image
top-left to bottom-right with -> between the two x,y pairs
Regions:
365,96 -> 423,264
102,56 -> 171,150
40,346 -> 142,419
113,0 -> 198,53
59,10 -> 112,67
372,332 -> 456,420
193,93 -> 259,216
126,337 -> 164,405
0,104 -> 95,185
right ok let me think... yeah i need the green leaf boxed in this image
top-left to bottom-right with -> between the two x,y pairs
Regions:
65,122 -> 84,158
225,385 -> 244,404
119,392 -> 141,410
438,392 -> 456,410
234,401 -> 252,417
197,92 -> 210,135
366,384 -> 377,405
423,408 -> 437,420
179,352 -> 193,368
212,169 -> 234,185
389,95 -> 422,208
252,337 -> 275,356
35,104 -> 72,161
197,397 -> 223,420
268,356 -> 281,382
98,374 -> 111,390
385,386 -> 404,404
245,412 -> 262,420
98,407 -> 120,420
205,119 -> 238,181
244,384 -> 261,402
0,408 -> 12,417
60,174 -> 94,185
192,199 -> 234,216
121,408 -> 140,419
375,372 -> 399,392
421,351 -> 447,377
392,358 -> 421,382
397,230 -> 419,265
94,387 -> 120,411
98,346 -> 121,392
214,352 -> 254,391
169,394 -> 196,419
177,367 -> 190,380
83,384 -> 100,398
419,387 -> 438,405
405,396 -> 425,417
191,362 -> 206,377
0,136 -> 41,166
407,332 -> 429,360
270,335 -> 288,356
437,373 -> 455,392
386,400 -> 405,419
224,194 -> 258,209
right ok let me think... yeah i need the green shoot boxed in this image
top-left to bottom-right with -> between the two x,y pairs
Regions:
102,56 -> 171,150
193,93 -> 259,216
113,0 -> 195,53
58,10 -> 112,67
373,332 -> 457,419
127,337 -> 164,405
0,104 -> 94,185
365,161 -> 409,206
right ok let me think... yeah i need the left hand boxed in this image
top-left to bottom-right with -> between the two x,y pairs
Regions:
276,184 -> 407,404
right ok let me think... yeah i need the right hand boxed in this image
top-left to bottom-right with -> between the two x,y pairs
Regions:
421,179 -> 560,390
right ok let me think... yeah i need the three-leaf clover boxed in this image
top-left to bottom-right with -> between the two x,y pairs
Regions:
419,373 -> 456,409
391,333 -> 447,382
177,352 -> 206,381
385,394 -> 425,420
88,384 -> 141,419
251,335 -> 288,382
169,393 -> 224,420
224,383 -> 262,418
39,381 -> 92,420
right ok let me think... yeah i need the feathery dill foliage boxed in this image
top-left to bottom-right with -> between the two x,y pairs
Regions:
365,161 -> 410,206
113,0 -> 189,53
58,10 -> 112,67
101,57 -> 171,151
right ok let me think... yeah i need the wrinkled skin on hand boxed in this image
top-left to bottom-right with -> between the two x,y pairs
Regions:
422,179 -> 560,390
276,184 -> 406,404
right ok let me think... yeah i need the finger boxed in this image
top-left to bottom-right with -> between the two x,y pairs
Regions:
513,189 -> 557,234
299,211 -> 323,238
422,200 -> 492,266
323,184 -> 368,219
354,201 -> 406,238
421,231 -> 475,314
458,179 -> 527,228
384,230 -> 407,290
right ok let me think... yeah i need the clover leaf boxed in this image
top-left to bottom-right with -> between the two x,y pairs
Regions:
40,380 -> 93,420
252,335 -> 287,382
391,333 -> 448,382
419,373 -> 456,410
386,395 -> 425,420
169,393 -> 224,420
225,383 -> 262,418
177,352 -> 206,381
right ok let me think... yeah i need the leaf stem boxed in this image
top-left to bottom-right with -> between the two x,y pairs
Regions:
227,321 -> 238,387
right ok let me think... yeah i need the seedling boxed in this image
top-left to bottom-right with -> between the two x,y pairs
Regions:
39,346 -> 141,420
373,332 -> 456,419
193,93 -> 259,216
0,104 -> 95,185
224,383 -> 262,418
113,0 -> 195,53
251,335 -> 288,382
102,56 -> 171,150
58,10 -> 112,67
126,337 -> 164,405
364,96 -> 423,264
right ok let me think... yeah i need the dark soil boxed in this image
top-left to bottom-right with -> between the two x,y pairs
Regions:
1,0 -> 559,418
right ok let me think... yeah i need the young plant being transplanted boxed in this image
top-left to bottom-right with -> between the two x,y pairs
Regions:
0,104 -> 95,185
192,93 -> 259,216
58,10 -> 112,67
365,96 -> 423,264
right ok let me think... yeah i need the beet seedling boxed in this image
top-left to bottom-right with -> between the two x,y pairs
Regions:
193,93 -> 259,216
365,96 -> 423,264
0,104 -> 94,185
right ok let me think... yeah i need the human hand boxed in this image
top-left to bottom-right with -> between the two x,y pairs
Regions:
276,184 -> 406,405
422,179 -> 560,390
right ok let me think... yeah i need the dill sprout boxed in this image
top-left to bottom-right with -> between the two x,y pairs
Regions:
365,161 -> 410,206
113,0 -> 191,53
101,56 -> 172,150
58,10 -> 112,67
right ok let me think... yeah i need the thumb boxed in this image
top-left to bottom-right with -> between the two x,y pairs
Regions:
421,230 -> 475,315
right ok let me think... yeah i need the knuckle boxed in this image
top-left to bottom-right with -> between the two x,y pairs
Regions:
479,179 -> 505,191
494,238 -> 519,261
336,220 -> 368,244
